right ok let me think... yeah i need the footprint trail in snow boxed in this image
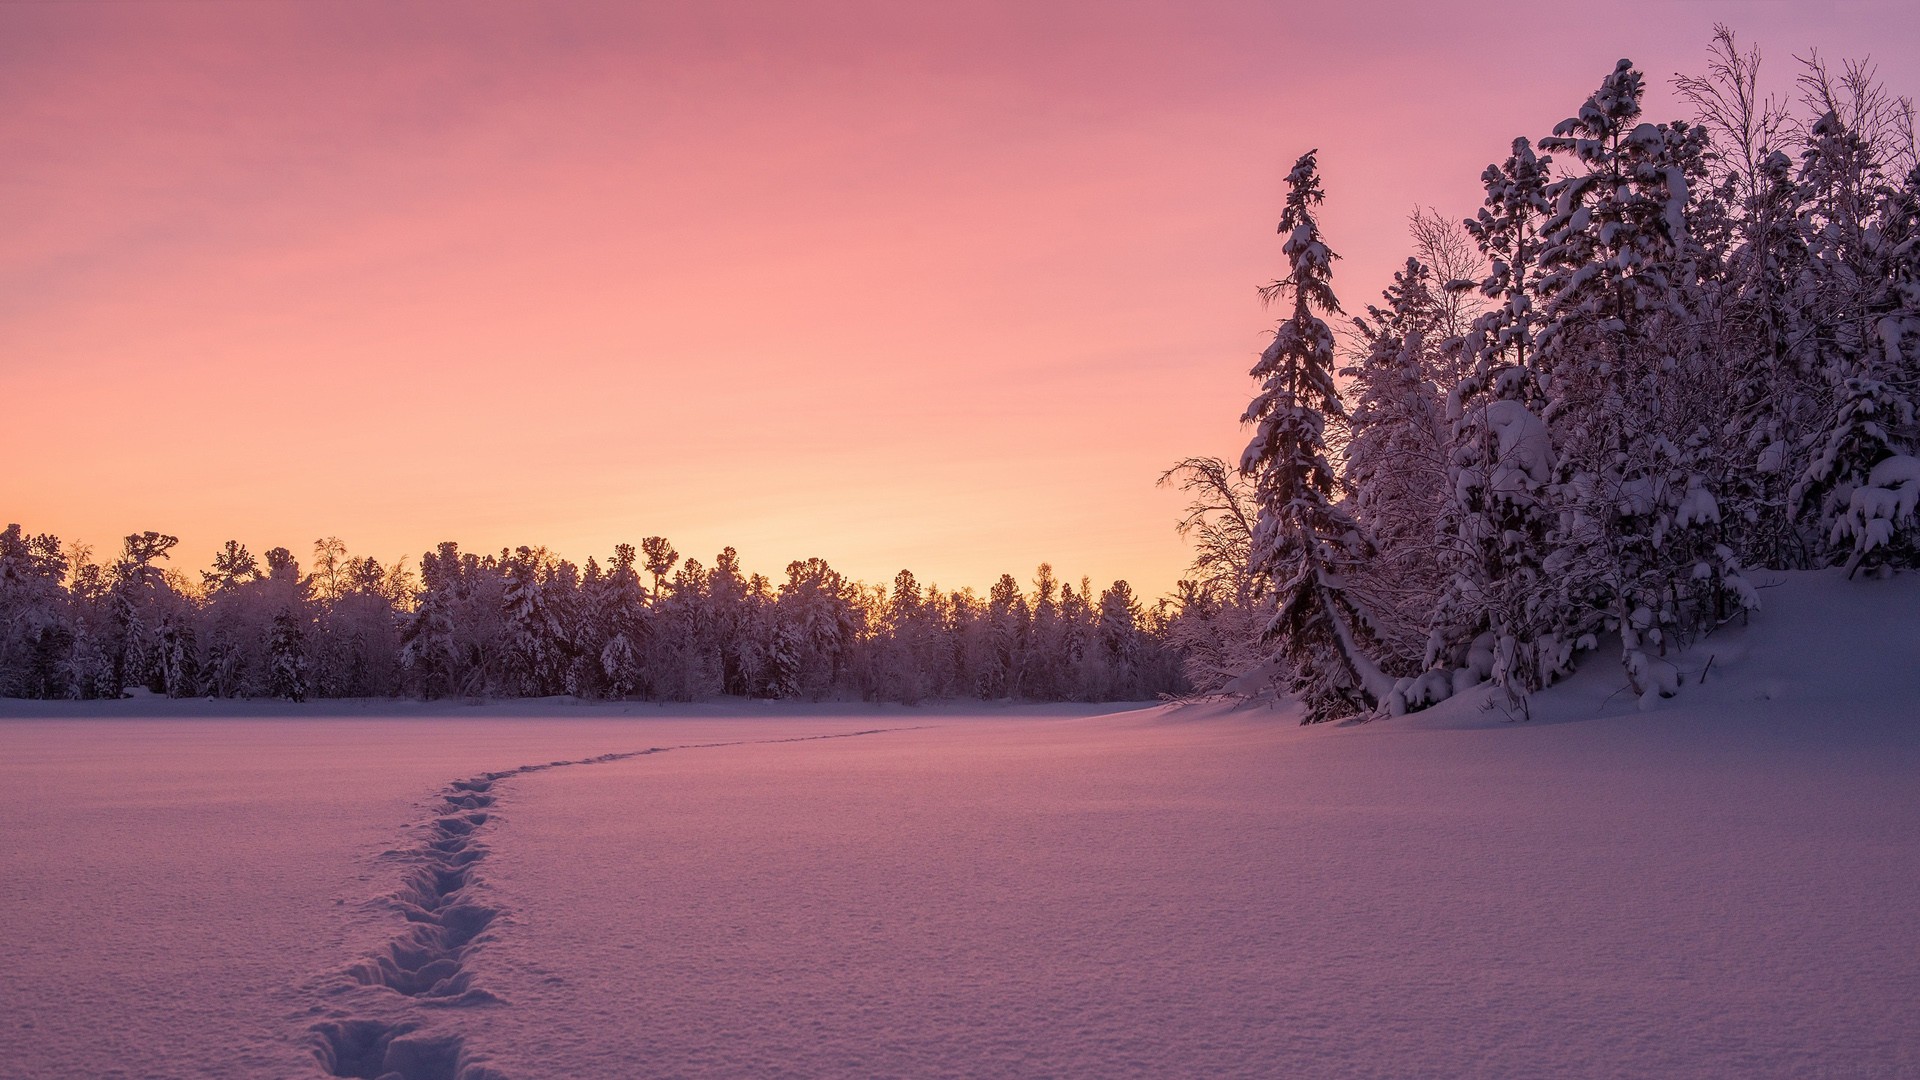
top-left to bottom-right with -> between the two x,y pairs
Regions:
309,728 -> 916,1080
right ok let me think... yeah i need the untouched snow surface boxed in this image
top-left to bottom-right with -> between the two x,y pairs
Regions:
2,571 -> 1918,1078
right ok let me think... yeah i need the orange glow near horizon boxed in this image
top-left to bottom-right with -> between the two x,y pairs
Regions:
5,2 -> 1914,595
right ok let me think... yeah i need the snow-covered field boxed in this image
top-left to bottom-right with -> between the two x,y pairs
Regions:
3,571 -> 1917,1078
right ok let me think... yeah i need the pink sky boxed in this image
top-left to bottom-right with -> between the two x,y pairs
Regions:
4,1 -> 1915,596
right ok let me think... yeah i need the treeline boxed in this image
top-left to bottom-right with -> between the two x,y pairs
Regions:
0,527 -> 1185,703
1179,30 -> 1920,721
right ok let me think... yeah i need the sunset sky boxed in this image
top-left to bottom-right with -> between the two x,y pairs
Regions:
4,1 -> 1915,597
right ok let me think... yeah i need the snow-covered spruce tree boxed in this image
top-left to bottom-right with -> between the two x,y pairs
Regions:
1533,59 -> 1756,698
772,557 -> 855,699
0,525 -> 75,699
866,569 -> 929,704
1724,147 -> 1824,564
1047,579 -> 1086,698
106,532 -> 180,696
255,546 -> 318,698
914,584 -> 954,698
1675,27 -> 1825,568
1095,580 -> 1143,701
1338,258 -> 1453,672
157,615 -> 198,698
656,556 -> 724,701
563,556 -> 607,697
984,573 -> 1030,700
1790,67 -> 1920,571
1021,564 -> 1063,701
400,542 -> 461,699
61,551 -> 118,699
501,546 -> 569,696
1816,156 -> 1920,575
596,543 -> 649,698
1790,107 -> 1899,546
1424,136 -> 1571,705
1240,150 -> 1394,722
197,540 -> 266,697
1828,164 -> 1920,574
540,555 -> 583,696
267,607 -> 309,702
1865,143 -> 1920,428
704,547 -> 758,697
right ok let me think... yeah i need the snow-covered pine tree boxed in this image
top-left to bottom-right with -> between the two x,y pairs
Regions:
1724,147 -> 1824,565
267,607 -> 309,702
704,547 -> 756,697
501,546 -> 568,696
769,620 -> 806,700
106,532 -> 179,696
867,569 -> 929,704
1874,164 -> 1920,417
916,583 -> 955,698
400,542 -> 461,699
0,525 -> 74,699
1790,68 -> 1920,570
773,558 -> 854,700
56,550 -> 117,699
1096,580 -> 1142,700
1427,135 -> 1569,705
563,556 -> 607,697
1053,579 -> 1091,697
1827,163 -> 1920,573
1675,27 -> 1823,568
597,628 -> 639,698
539,556 -> 584,697
597,543 -> 649,698
158,615 -> 198,698
656,556 -> 722,700
1240,150 -> 1395,722
984,573 -> 1029,700
1534,59 -> 1755,698
1339,257 -> 1452,672
640,537 -> 678,606
1022,564 -> 1063,701
201,540 -> 260,595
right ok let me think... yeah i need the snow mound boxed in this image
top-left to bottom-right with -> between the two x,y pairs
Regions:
1399,568 -> 1920,729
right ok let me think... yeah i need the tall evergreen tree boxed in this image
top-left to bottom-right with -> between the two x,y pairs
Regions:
1534,59 -> 1756,696
1340,258 -> 1452,668
1241,150 -> 1394,721
598,544 -> 649,698
0,525 -> 74,699
267,608 -> 309,702
400,542 -> 461,699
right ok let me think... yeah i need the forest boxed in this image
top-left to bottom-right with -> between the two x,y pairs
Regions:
1183,30 -> 1920,721
0,528 -> 1183,703
3,30 -> 1916,714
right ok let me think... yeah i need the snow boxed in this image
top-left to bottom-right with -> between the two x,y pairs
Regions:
3,572 -> 1919,1078
1674,482 -> 1721,527
1483,398 -> 1554,496
1834,454 -> 1920,567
